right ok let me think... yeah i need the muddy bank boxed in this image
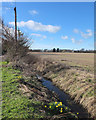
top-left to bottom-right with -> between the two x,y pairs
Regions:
34,59 -> 95,118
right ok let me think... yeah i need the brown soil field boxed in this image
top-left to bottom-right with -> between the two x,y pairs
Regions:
29,52 -> 95,118
30,52 -> 94,72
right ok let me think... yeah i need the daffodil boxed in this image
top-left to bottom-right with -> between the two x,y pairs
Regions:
58,104 -> 60,106
55,102 -> 57,104
60,110 -> 63,113
49,106 -> 51,108
45,105 -> 47,108
56,105 -> 58,108
18,76 -> 21,79
60,102 -> 62,106
66,107 -> 67,110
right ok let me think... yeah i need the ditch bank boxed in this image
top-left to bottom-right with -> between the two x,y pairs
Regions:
34,60 -> 95,118
2,56 -> 78,119
37,75 -> 90,118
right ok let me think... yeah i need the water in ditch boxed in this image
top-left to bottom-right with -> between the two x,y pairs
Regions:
37,75 -> 91,118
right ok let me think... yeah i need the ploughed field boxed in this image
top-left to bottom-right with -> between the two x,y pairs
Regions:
30,52 -> 94,71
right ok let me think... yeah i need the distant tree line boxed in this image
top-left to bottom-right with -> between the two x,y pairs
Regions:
30,48 -> 95,53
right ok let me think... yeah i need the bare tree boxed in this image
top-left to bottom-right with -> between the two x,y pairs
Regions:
1,18 -> 30,61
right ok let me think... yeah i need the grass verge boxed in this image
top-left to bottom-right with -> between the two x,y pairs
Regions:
2,62 -> 45,119
1,61 -> 78,119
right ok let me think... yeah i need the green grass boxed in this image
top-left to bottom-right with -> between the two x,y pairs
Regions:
1,64 -> 44,119
1,61 -> 78,119
0,61 -> 9,65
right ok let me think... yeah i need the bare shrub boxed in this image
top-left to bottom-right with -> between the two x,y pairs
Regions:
1,18 -> 30,61
21,54 -> 39,65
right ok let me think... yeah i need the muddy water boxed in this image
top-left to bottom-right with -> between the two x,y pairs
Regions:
37,75 -> 91,118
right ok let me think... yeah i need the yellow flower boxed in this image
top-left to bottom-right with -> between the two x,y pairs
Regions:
49,106 -> 51,108
66,107 -> 67,110
61,108 -> 63,110
60,110 -> 63,113
55,102 -> 57,104
18,76 -> 21,79
45,105 -> 47,108
60,102 -> 62,106
56,106 -> 58,107
58,104 -> 60,106
77,113 -> 79,115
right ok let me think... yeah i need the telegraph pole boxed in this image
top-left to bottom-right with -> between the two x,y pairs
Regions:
14,7 -> 17,52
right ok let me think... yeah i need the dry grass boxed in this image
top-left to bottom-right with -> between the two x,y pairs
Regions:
43,66 -> 94,118
29,52 -> 95,118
